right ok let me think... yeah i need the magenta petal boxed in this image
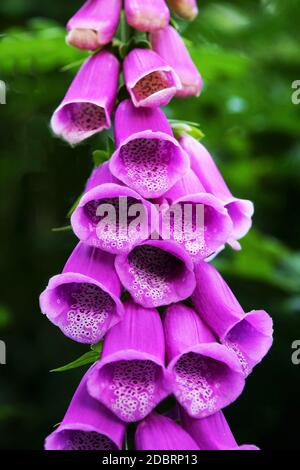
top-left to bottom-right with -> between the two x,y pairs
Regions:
164,304 -> 245,418
39,243 -> 124,344
161,170 -> 233,260
125,0 -> 170,32
181,410 -> 259,450
66,0 -> 121,49
115,240 -> 196,308
180,134 -> 254,243
84,162 -> 121,193
167,0 -> 198,20
87,300 -> 169,422
110,100 -> 189,198
51,51 -> 120,145
71,182 -> 159,254
135,412 -> 199,450
45,368 -> 126,450
192,261 -> 273,376
150,26 -> 202,97
124,48 -> 181,108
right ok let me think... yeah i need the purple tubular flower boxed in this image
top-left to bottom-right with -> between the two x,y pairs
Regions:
71,163 -> 159,254
180,134 -> 254,248
161,169 -> 233,261
115,240 -> 196,308
164,304 -> 245,418
87,300 -> 170,422
45,368 -> 126,450
167,0 -> 198,20
51,51 -> 120,145
109,99 -> 190,198
124,48 -> 182,108
135,412 -> 199,450
181,410 -> 259,450
66,0 -> 122,50
150,26 -> 202,97
125,0 -> 170,33
39,243 -> 124,344
192,261 -> 273,376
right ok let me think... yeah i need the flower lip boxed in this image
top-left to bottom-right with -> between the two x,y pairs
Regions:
115,239 -> 196,308
71,183 -> 159,254
45,423 -> 118,451
87,350 -> 169,423
221,309 -> 274,377
124,48 -> 182,108
110,131 -> 190,199
130,69 -> 181,108
66,28 -> 100,50
51,99 -> 111,146
39,272 -> 124,344
167,343 -> 245,419
163,192 -> 233,260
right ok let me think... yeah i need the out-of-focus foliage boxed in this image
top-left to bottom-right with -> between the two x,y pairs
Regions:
0,0 -> 300,450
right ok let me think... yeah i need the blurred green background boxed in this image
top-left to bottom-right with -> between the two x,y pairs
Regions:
0,0 -> 300,450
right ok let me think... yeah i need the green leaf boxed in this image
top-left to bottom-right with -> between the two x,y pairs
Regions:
106,137 -> 115,155
60,58 -> 87,72
50,350 -> 99,373
51,225 -> 72,233
92,150 -> 109,167
91,341 -> 103,354
170,17 -> 181,31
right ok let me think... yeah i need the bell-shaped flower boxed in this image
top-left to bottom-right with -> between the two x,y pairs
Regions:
51,51 -> 120,145
181,410 -> 259,450
66,0 -> 122,50
124,48 -> 182,108
180,134 -> 254,249
45,368 -> 126,450
87,300 -> 170,422
135,412 -> 199,450
160,169 -> 233,261
150,26 -> 202,97
164,304 -> 245,418
167,0 -> 198,20
71,162 -> 159,254
109,99 -> 190,198
115,240 -> 196,308
125,0 -> 170,32
192,261 -> 273,376
39,243 -> 124,344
